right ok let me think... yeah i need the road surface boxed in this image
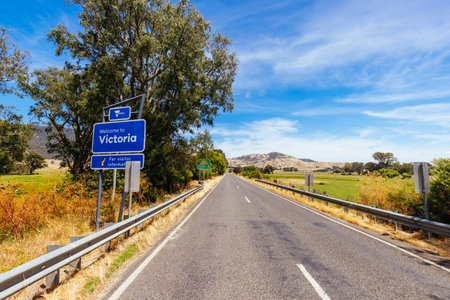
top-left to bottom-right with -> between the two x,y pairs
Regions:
102,173 -> 450,299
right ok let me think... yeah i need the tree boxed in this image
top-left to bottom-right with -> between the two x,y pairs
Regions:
372,152 -> 397,168
0,105 -> 33,174
263,165 -> 274,174
24,0 -> 237,186
23,68 -> 98,178
351,162 -> 364,175
344,163 -> 353,174
364,161 -> 378,172
393,162 -> 413,175
24,151 -> 47,175
0,27 -> 29,96
210,151 -> 226,175
190,130 -> 214,156
233,165 -> 243,174
428,158 -> 450,223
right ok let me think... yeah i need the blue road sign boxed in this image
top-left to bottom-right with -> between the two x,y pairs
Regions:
92,119 -> 146,153
109,106 -> 131,121
91,154 -> 144,169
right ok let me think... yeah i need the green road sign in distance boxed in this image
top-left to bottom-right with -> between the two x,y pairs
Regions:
197,159 -> 211,170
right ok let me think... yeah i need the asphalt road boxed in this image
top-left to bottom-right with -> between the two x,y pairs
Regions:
102,173 -> 450,299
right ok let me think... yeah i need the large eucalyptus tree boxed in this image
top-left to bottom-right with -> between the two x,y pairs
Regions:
24,0 -> 237,186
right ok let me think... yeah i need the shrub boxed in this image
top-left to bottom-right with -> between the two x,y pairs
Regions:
359,176 -> 421,215
402,173 -> 412,179
428,158 -> 450,223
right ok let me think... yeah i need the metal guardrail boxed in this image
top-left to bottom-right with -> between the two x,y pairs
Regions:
0,184 -> 204,299
256,179 -> 450,237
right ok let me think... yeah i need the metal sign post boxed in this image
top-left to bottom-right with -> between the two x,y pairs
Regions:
305,174 -> 314,191
197,159 -> 211,182
305,174 -> 314,203
93,94 -> 146,230
413,162 -> 430,220
125,161 -> 141,218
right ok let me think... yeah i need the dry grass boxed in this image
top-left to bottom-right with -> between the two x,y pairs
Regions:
250,179 -> 450,258
8,176 -> 222,299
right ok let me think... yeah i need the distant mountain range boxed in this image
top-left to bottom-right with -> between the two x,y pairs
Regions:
28,126 -> 74,159
228,152 -> 345,172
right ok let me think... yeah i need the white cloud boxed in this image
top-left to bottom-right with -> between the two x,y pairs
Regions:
337,90 -> 450,104
235,0 -> 450,92
211,118 -> 448,162
364,103 -> 450,127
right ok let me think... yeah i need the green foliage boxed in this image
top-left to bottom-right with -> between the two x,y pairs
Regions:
428,158 -> 450,223
344,163 -> 352,173
0,106 -> 34,175
84,277 -> 101,293
24,151 -> 47,175
242,165 -> 268,179
0,27 -> 29,96
210,151 -> 226,175
378,168 -> 400,178
233,165 -> 243,174
372,152 -> 397,168
22,0 -> 237,191
282,167 -> 298,172
351,162 -> 364,175
359,176 -> 422,215
364,161 -> 378,172
106,244 -> 138,278
22,68 -> 101,179
262,165 -> 274,174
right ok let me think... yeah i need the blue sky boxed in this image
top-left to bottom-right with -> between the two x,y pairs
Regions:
1,0 -> 449,162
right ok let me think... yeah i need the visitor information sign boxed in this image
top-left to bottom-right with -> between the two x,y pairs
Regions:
91,154 -> 144,169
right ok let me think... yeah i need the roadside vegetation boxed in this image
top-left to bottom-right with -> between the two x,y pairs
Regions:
1,0 -> 232,277
237,153 -> 449,224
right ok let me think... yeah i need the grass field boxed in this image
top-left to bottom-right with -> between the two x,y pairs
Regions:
0,161 -> 67,192
268,171 -> 410,202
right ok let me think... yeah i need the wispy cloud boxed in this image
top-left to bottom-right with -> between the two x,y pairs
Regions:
364,103 -> 450,127
235,0 -> 450,93
211,117 -> 449,162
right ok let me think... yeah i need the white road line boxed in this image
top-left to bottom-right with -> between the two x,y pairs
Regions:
109,180 -> 222,300
244,196 -> 251,203
237,186 -> 239,189
297,264 -> 331,300
243,178 -> 450,274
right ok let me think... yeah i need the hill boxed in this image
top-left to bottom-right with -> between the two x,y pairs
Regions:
227,152 -> 345,172
29,126 -> 74,159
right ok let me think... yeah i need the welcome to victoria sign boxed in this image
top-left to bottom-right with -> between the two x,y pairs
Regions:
92,119 -> 146,153
91,119 -> 146,170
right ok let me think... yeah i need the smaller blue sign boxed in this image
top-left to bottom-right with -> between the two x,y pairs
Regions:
92,119 -> 146,153
91,154 -> 144,169
109,106 -> 131,121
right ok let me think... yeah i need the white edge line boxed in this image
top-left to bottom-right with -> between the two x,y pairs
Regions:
109,180 -> 222,300
244,196 -> 251,203
297,264 -> 331,300
236,176 -> 450,274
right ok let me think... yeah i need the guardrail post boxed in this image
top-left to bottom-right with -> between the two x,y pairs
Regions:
393,211 -> 399,231
138,209 -> 146,230
103,223 -> 114,251
123,215 -> 132,238
46,245 -> 64,292
69,236 -> 85,274
371,206 -> 378,223
344,201 -> 349,213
